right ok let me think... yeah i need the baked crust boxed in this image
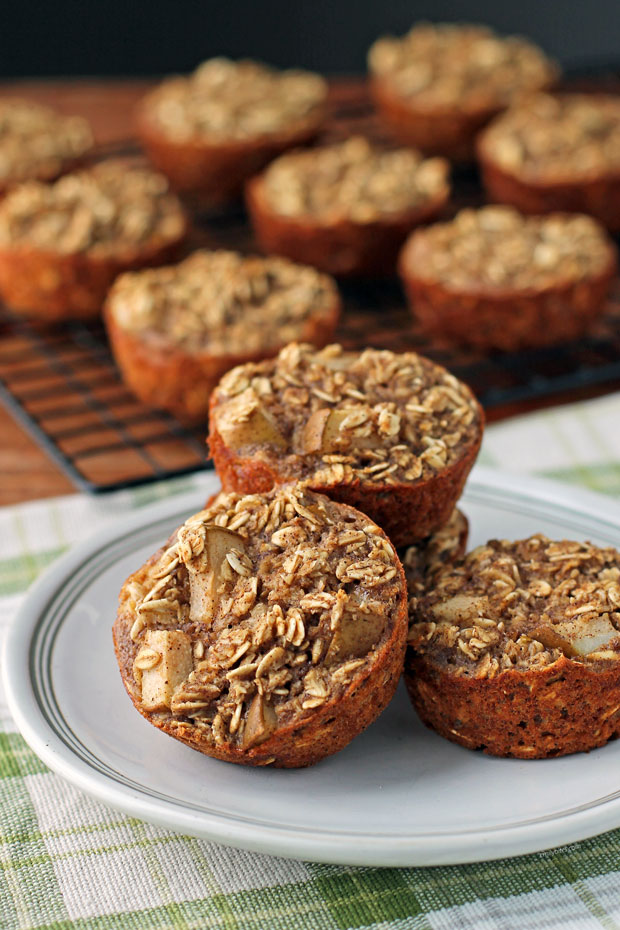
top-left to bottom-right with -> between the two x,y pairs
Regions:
406,535 -> 620,758
208,343 -> 483,546
477,95 -> 620,232
246,140 -> 449,277
137,59 -> 327,209
370,77 -> 499,163
138,113 -> 323,211
479,156 -> 620,233
368,24 -> 557,161
0,98 -> 94,193
104,268 -> 340,424
0,161 -> 188,320
0,237 -> 186,321
247,172 -> 448,277
406,655 -> 620,758
399,208 -> 618,351
113,486 -> 408,768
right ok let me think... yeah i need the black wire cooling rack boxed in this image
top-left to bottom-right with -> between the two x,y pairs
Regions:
1,77 -> 620,493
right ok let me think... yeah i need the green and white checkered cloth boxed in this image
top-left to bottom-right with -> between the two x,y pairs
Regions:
3,393 -> 620,930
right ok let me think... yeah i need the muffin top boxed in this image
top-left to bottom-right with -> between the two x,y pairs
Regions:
122,485 -> 405,750
0,98 -> 93,188
140,57 -> 327,143
479,94 -> 620,181
368,23 -> 557,111
106,250 -> 339,353
0,160 -> 186,256
210,342 -> 482,487
401,206 -> 615,291
258,136 -> 449,223
409,535 -> 620,679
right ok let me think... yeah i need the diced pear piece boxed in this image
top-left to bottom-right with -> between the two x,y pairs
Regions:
431,594 -> 490,625
139,630 -> 193,712
531,615 -> 620,657
299,408 -> 376,455
215,388 -> 286,450
320,353 -> 352,371
326,612 -> 385,662
185,526 -> 247,625
243,693 -> 277,749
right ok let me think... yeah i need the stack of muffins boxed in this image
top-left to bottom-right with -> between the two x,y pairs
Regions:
116,339 -> 620,766
114,340 -> 484,766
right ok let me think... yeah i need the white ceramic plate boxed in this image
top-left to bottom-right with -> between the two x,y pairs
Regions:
6,466 -> 620,868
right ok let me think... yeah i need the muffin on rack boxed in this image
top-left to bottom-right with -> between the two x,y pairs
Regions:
246,136 -> 450,276
0,160 -> 187,320
0,98 -> 93,194
104,250 -> 341,423
399,206 -> 618,351
208,342 -> 483,547
137,58 -> 327,209
113,484 -> 408,768
406,535 -> 620,758
478,94 -> 620,231
368,23 -> 557,161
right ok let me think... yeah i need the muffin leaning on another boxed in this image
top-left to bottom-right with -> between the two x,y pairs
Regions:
208,342 -> 483,547
407,535 -> 620,758
399,206 -> 618,351
104,250 -> 341,423
0,98 -> 93,194
0,160 -> 187,320
246,136 -> 450,276
137,57 -> 328,209
402,508 -> 469,596
368,23 -> 558,161
113,484 -> 408,768
478,94 -> 620,232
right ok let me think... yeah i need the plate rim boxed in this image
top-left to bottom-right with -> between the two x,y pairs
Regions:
6,465 -> 620,867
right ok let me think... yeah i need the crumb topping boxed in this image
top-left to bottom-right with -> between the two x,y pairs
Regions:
211,342 -> 481,487
260,137 -> 449,222
141,57 -> 327,142
480,94 -> 620,180
409,535 -> 620,679
107,250 -> 338,353
402,206 -> 614,290
0,160 -> 186,255
0,98 -> 93,186
368,23 -> 556,110
124,486 -> 403,748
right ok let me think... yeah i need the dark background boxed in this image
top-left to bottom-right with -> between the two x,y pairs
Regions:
1,0 -> 620,79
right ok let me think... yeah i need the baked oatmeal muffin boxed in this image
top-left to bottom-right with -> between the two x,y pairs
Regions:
402,508 -> 468,596
113,485 -> 408,768
399,206 -> 618,351
478,94 -> 620,231
0,160 -> 187,320
137,58 -> 327,208
368,23 -> 557,161
246,136 -> 449,276
407,535 -> 620,758
208,343 -> 483,547
104,250 -> 341,423
0,98 -> 93,194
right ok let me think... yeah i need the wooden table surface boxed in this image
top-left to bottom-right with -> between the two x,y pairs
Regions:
0,78 -> 618,507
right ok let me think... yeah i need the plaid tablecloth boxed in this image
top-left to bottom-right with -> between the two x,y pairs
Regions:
3,393 -> 620,930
